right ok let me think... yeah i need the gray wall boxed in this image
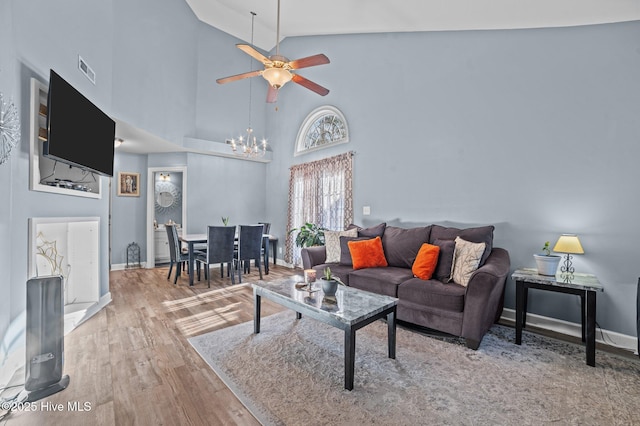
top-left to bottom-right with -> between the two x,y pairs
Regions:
112,0 -> 198,144
111,153 -> 148,264
185,153 -> 267,232
265,24 -> 640,337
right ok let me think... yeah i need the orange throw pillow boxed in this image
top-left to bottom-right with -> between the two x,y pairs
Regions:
412,243 -> 440,280
348,236 -> 388,270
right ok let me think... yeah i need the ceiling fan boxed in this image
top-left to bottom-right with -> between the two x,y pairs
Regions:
216,0 -> 330,103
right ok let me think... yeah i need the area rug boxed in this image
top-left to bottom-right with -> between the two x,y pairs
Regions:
189,312 -> 640,425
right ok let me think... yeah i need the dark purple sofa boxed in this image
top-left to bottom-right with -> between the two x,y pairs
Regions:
301,223 -> 510,350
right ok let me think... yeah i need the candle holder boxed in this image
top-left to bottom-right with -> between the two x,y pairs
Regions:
304,269 -> 317,291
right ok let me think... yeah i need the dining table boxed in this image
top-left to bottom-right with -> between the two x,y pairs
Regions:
179,233 -> 271,286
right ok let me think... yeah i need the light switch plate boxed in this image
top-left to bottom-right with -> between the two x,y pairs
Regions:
363,206 -> 371,215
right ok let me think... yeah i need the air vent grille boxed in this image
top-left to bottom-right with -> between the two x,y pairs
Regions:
78,55 -> 96,84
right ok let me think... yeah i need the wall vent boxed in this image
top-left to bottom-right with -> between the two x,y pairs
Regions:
78,55 -> 96,84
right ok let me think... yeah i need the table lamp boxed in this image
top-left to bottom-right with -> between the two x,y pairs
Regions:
553,234 -> 584,277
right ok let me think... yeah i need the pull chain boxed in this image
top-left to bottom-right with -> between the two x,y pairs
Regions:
248,11 -> 256,129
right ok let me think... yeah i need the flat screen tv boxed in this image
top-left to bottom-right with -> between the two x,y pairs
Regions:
44,69 -> 116,177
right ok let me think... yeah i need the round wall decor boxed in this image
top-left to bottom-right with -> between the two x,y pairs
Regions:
154,182 -> 181,214
0,93 -> 20,165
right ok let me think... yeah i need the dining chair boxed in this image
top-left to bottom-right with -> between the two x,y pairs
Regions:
259,222 -> 271,235
234,225 -> 264,283
196,226 -> 236,288
258,222 -> 271,274
165,224 -> 189,285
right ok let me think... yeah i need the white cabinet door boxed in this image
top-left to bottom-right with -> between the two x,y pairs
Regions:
154,230 -> 170,263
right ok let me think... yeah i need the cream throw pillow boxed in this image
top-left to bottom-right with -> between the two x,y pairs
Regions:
451,236 -> 486,287
324,228 -> 358,263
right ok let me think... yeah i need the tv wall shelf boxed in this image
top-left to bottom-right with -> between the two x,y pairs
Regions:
29,78 -> 102,198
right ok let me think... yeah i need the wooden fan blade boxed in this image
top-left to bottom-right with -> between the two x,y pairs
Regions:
216,70 -> 261,85
288,54 -> 330,70
291,74 -> 330,96
237,44 -> 270,64
266,85 -> 278,103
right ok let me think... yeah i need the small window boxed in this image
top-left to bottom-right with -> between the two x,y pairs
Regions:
294,106 -> 349,156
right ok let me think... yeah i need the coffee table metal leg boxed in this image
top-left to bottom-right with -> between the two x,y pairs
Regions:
344,327 -> 355,391
254,292 -> 261,334
387,309 -> 396,359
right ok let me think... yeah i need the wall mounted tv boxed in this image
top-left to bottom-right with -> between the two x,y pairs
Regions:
44,69 -> 116,177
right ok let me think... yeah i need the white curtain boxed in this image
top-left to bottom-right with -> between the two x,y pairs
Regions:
285,152 -> 354,265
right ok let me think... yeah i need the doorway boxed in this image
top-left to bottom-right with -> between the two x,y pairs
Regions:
146,166 -> 187,268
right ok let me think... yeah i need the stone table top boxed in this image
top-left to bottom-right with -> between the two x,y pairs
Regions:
512,268 -> 603,292
253,275 -> 398,327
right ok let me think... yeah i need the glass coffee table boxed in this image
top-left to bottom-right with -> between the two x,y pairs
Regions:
252,276 -> 398,390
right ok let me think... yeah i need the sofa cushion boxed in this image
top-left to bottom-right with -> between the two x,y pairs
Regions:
412,243 -> 440,280
339,236 -> 371,266
398,277 -> 467,313
324,228 -> 358,263
451,237 -> 486,287
432,239 -> 456,282
429,224 -> 494,266
348,236 -> 388,270
349,267 -> 414,297
347,222 -> 387,239
381,226 -> 432,268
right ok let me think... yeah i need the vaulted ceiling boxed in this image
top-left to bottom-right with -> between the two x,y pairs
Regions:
117,1 -> 640,153
185,0 -> 640,51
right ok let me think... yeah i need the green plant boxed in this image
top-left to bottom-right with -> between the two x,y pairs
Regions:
221,216 -> 229,226
541,241 -> 551,256
323,266 -> 345,285
324,266 -> 332,280
288,222 -> 325,247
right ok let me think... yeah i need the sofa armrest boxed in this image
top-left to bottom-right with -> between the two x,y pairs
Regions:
461,247 -> 511,344
301,246 -> 327,270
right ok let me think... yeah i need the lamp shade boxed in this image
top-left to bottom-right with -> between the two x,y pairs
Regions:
262,67 -> 292,89
553,234 -> 584,254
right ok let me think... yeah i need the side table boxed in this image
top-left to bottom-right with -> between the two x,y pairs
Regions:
511,268 -> 603,367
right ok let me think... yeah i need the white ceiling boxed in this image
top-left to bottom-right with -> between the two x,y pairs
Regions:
186,0 -> 640,52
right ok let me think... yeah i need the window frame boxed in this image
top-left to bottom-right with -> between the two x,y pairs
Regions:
294,105 -> 349,156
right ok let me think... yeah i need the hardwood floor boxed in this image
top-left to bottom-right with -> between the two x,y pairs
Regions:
4,264 -> 294,425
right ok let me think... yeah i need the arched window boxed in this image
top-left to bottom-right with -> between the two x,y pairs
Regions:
294,106 -> 349,156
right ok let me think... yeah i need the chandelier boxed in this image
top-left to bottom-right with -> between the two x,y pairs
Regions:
226,11 -> 267,158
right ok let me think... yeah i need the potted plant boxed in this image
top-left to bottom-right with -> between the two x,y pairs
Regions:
533,241 -> 561,276
321,266 -> 344,297
288,222 -> 326,247
221,216 -> 230,226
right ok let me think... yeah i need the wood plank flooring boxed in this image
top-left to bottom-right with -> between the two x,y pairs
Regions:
4,264 -> 293,425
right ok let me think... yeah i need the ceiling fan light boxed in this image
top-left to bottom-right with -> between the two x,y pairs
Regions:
262,68 -> 292,89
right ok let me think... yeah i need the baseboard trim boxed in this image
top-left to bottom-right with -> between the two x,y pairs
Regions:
500,308 -> 638,355
276,259 -> 294,268
111,262 -> 148,271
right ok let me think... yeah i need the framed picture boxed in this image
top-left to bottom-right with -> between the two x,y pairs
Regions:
117,172 -> 140,197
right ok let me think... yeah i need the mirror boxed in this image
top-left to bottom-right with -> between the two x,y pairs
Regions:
157,191 -> 174,208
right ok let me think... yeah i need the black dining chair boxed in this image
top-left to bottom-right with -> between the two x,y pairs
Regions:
196,226 -> 236,288
234,225 -> 264,283
165,224 -> 189,285
258,222 -> 271,274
